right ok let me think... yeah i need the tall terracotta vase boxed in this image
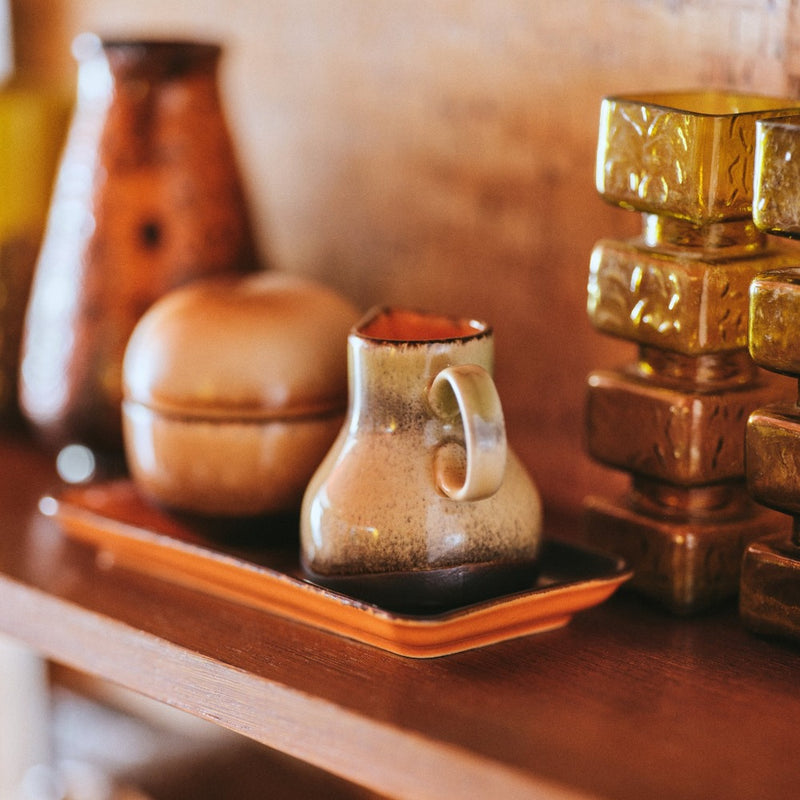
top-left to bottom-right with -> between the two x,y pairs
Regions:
19,35 -> 261,455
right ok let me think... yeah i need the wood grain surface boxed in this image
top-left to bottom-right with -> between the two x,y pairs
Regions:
0,436 -> 798,799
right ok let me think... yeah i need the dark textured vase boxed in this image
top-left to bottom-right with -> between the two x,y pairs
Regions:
19,36 -> 261,454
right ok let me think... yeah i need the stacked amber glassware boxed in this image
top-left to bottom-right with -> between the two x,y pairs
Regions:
740,115 -> 800,640
584,92 -> 800,614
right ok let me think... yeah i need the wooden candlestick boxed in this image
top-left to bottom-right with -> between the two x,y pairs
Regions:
584,92 -> 799,614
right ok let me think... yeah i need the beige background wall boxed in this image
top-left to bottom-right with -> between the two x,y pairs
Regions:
12,0 -> 800,516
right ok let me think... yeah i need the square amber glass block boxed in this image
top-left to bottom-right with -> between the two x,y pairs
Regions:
586,368 -> 776,485
746,403 -> 800,515
740,532 -> 800,642
749,268 -> 800,375
588,238 -> 796,354
754,114 -> 800,238
596,92 -> 800,224
584,493 -> 781,614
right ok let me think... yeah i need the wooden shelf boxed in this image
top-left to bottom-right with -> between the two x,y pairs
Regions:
1,434 -> 799,800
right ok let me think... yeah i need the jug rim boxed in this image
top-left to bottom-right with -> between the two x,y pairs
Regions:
353,306 -> 491,344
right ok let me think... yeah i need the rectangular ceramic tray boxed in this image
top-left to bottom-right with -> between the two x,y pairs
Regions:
48,481 -> 631,658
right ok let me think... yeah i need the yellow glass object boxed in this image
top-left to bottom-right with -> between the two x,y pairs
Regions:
746,404 -> 800,515
0,83 -> 70,420
586,90 -> 796,614
597,92 -> 800,224
749,268 -> 800,374
740,113 -> 800,644
0,86 -> 67,240
588,219 -> 797,354
753,114 -> 800,237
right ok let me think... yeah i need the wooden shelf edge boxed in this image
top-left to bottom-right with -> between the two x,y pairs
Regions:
0,572 -> 592,800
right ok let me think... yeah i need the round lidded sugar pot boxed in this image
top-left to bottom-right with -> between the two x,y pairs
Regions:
300,307 -> 543,611
122,271 -> 359,517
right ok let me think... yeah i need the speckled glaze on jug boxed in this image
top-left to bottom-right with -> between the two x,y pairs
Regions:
19,36 -> 260,455
300,307 -> 542,610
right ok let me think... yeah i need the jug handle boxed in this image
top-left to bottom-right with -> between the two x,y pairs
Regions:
428,364 -> 507,502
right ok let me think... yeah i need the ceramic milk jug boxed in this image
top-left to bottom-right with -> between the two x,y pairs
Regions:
300,307 -> 543,611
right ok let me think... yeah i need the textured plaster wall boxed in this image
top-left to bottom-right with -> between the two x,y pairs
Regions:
14,0 -> 800,514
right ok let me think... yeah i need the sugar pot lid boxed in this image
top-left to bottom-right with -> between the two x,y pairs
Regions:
123,271 -> 359,420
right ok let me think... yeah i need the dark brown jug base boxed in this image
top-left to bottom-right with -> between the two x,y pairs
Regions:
301,557 -> 541,615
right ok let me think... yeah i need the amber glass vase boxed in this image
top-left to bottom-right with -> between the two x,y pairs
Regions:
19,36 -> 260,455
740,114 -> 800,641
584,91 -> 800,614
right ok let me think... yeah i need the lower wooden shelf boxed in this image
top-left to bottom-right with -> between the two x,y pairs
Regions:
0,435 -> 799,800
